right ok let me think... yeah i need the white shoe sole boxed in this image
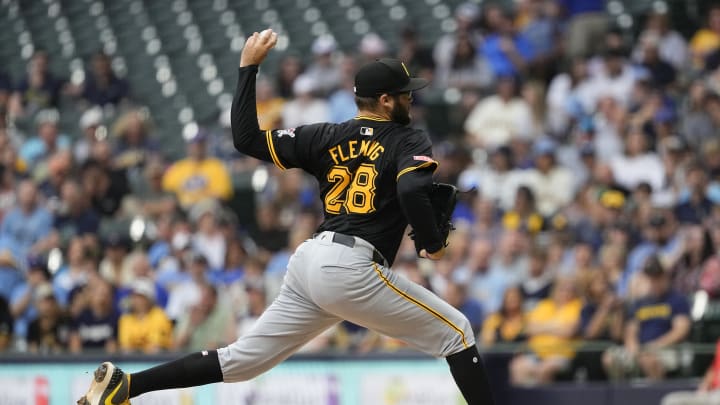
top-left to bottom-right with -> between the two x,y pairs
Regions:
76,362 -> 118,405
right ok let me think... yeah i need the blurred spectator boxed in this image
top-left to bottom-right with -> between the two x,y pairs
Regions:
303,35 -> 342,96
162,129 -> 232,209
275,54 -> 304,99
489,230 -> 529,283
690,4 -> 720,70
0,250 -> 24,302
0,71 -> 11,111
190,201 -> 226,270
619,210 -> 682,299
661,338 -> 720,405
281,75 -> 330,128
80,51 -> 129,107
80,158 -> 130,217
328,56 -> 359,123
37,151 -> 72,199
235,279 -> 268,338
126,159 -> 176,219
519,0 -> 564,81
515,138 -> 574,216
255,76 -> 285,130
636,35 -> 676,88
454,238 -> 512,314
72,107 -> 104,164
434,3 -> 482,85
501,186 -> 545,235
173,283 -> 234,352
118,278 -> 172,353
396,26 -> 435,81
444,281 -> 484,335
26,283 -> 70,354
609,127 -> 665,193
674,162 -> 714,225
250,203 -> 289,258
481,285 -> 527,346
680,81 -> 715,151
9,255 -> 51,342
0,180 -> 53,262
559,0 -> 608,59
48,179 -> 100,247
480,5 -> 536,77
520,246 -> 554,309
19,109 -> 71,171
510,277 -> 582,385
438,31 -> 494,91
98,233 -> 134,288
0,296 -> 11,351
68,278 -> 118,353
115,253 -> 168,309
112,109 -> 158,176
546,57 -> 590,136
165,252 -> 208,321
578,271 -> 623,341
53,236 -> 95,307
358,33 -> 389,64
632,12 -> 687,71
603,256 -> 691,380
9,50 -> 65,116
464,75 -> 534,148
459,145 -> 516,207
667,225 -> 715,296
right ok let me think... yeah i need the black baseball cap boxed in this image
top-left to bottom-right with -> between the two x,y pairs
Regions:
354,58 -> 429,97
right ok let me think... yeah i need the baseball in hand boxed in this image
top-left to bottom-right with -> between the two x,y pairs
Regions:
259,29 -> 273,40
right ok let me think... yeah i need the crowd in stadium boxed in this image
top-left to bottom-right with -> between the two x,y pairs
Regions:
1,0 -> 720,390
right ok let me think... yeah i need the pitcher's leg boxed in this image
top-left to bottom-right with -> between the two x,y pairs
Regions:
316,262 -> 494,404
219,282 -> 340,382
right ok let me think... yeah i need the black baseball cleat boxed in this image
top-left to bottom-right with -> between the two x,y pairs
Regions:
76,362 -> 131,405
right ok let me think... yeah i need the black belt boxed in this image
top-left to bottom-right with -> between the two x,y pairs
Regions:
328,232 -> 387,266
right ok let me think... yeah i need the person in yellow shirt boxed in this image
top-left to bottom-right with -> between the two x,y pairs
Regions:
162,129 -> 233,208
690,5 -> 720,69
481,286 -> 527,346
509,277 -> 582,386
118,278 -> 172,353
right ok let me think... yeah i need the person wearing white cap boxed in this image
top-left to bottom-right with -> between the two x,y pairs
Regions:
73,107 -> 104,164
303,34 -> 342,96
117,277 -> 172,354
280,74 -> 330,128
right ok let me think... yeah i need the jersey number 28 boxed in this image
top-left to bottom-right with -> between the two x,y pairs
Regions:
325,163 -> 378,214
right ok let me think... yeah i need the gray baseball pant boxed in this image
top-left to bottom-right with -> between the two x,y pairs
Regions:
217,231 -> 474,382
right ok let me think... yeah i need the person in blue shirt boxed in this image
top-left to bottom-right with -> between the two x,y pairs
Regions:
0,180 -> 53,265
445,281 -> 484,335
9,255 -> 52,342
18,109 -> 71,170
558,0 -> 608,59
480,7 -> 536,77
603,255 -> 691,380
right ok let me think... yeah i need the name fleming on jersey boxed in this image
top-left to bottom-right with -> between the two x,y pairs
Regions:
327,139 -> 385,165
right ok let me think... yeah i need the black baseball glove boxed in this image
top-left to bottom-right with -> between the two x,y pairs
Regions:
409,182 -> 458,252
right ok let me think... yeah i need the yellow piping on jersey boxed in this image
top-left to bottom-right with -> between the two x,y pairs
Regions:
265,130 -> 287,170
354,115 -> 390,122
372,263 -> 469,349
396,160 -> 438,181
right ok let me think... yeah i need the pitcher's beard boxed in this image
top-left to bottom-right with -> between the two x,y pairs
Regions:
391,102 -> 411,125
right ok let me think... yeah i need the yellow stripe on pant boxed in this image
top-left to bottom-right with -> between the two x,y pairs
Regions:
372,263 -> 469,349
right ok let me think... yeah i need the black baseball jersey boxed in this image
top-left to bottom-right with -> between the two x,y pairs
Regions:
231,66 -> 438,264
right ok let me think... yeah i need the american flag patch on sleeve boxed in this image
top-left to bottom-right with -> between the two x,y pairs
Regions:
413,155 -> 434,162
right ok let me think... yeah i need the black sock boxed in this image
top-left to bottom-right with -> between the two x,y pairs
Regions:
446,346 -> 495,405
128,350 -> 224,398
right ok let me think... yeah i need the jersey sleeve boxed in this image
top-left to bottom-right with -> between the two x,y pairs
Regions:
395,130 -> 438,181
265,123 -> 328,171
